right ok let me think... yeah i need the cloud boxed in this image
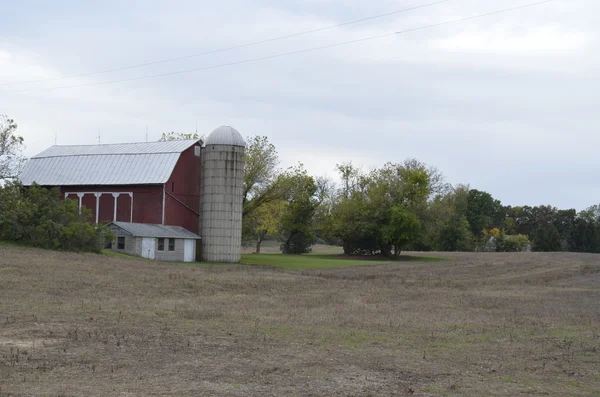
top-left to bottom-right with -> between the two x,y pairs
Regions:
0,0 -> 599,210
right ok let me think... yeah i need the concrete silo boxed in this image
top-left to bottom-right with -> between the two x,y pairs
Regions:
200,126 -> 245,263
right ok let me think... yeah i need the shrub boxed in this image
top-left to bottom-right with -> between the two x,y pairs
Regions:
0,182 -> 110,252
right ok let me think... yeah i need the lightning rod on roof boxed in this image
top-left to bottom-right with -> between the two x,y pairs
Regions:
97,128 -> 101,144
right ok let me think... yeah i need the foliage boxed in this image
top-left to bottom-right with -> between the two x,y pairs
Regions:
466,189 -> 503,238
0,182 -> 111,252
533,224 -> 563,252
0,115 -> 26,181
159,132 -> 200,141
243,136 -> 282,218
279,167 -> 323,254
495,232 -> 531,252
326,160 -> 438,257
439,215 -> 472,252
244,200 -> 286,253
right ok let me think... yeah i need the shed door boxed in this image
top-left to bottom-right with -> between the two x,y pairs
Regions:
184,239 -> 195,262
142,238 -> 155,260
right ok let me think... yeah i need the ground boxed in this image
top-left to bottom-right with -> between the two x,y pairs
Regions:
1,245 -> 600,396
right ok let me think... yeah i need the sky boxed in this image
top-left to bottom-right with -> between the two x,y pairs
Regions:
1,0 -> 598,210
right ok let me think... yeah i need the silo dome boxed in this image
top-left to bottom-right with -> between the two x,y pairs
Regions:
205,126 -> 245,147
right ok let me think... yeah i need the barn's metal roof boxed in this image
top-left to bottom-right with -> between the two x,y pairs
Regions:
20,140 -> 201,186
109,222 -> 201,239
34,140 -> 200,158
205,126 -> 245,147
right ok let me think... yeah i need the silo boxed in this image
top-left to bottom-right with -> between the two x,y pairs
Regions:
200,126 -> 245,263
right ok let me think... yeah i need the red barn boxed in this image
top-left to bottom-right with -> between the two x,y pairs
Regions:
20,139 -> 203,234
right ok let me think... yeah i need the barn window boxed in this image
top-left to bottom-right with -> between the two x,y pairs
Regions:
117,237 -> 125,250
158,238 -> 165,251
194,146 -> 201,157
168,238 -> 175,251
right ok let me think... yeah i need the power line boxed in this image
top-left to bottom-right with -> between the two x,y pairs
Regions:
4,0 -> 557,94
1,0 -> 450,87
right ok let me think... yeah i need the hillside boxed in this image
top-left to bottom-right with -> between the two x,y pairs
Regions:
1,246 -> 600,396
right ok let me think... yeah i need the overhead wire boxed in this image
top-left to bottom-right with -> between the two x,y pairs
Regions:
3,0 -> 557,94
0,0 -> 450,87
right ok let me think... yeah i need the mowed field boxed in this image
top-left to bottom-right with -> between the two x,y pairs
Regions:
1,246 -> 600,396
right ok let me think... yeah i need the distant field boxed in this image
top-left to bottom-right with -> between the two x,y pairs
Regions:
1,246 -> 600,396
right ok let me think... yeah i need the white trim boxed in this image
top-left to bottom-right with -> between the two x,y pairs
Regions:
112,193 -> 120,221
95,193 -> 101,224
62,191 -> 133,223
76,193 -> 84,213
162,185 -> 166,225
129,193 -> 134,223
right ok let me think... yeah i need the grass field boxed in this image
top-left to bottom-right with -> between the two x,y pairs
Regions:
240,253 -> 447,270
1,246 -> 600,396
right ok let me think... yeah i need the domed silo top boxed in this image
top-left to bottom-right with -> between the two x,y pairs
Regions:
205,126 -> 245,147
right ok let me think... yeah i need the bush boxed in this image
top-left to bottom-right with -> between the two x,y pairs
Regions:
0,182 -> 110,252
495,233 -> 531,252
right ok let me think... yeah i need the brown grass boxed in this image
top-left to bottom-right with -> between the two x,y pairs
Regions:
1,247 -> 600,396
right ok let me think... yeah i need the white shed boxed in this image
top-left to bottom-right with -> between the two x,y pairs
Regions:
107,222 -> 201,262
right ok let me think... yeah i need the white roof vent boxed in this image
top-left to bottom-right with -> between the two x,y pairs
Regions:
205,126 -> 245,147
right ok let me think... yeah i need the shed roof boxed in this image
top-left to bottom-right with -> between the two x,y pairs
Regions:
20,140 -> 201,186
108,222 -> 201,239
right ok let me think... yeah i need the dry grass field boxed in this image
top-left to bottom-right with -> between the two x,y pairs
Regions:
1,246 -> 600,396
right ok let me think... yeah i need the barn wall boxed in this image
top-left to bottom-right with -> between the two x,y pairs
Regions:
61,185 -> 163,225
164,143 -> 202,234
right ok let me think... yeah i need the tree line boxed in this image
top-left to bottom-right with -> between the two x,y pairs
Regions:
242,136 -> 600,256
3,116 -> 600,255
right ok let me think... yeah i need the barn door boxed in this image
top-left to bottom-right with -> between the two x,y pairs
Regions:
142,238 -> 155,260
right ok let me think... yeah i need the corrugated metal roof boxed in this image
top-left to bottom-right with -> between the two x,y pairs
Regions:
20,140 -> 200,186
109,222 -> 201,239
205,126 -> 245,147
34,139 -> 200,158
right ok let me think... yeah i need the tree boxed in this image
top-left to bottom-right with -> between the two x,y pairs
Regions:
465,189 -> 503,238
279,167 -> 324,254
242,136 -> 286,218
244,200 -> 285,253
380,205 -> 421,257
439,214 -> 472,252
329,159 -> 441,257
159,132 -> 200,141
533,224 -> 562,252
0,115 -> 25,181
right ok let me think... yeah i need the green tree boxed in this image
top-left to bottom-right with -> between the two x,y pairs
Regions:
329,159 -> 441,257
439,214 -> 472,251
242,136 -> 292,218
1,115 -> 25,181
245,200 -> 285,253
380,205 -> 421,257
279,167 -> 326,254
533,224 -> 562,252
465,189 -> 503,238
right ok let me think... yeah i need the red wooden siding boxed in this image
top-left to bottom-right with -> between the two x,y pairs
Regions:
164,143 -> 202,234
58,143 -> 202,233
62,186 -> 163,225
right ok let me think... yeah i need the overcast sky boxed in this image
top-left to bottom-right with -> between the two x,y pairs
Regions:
1,0 -> 597,209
